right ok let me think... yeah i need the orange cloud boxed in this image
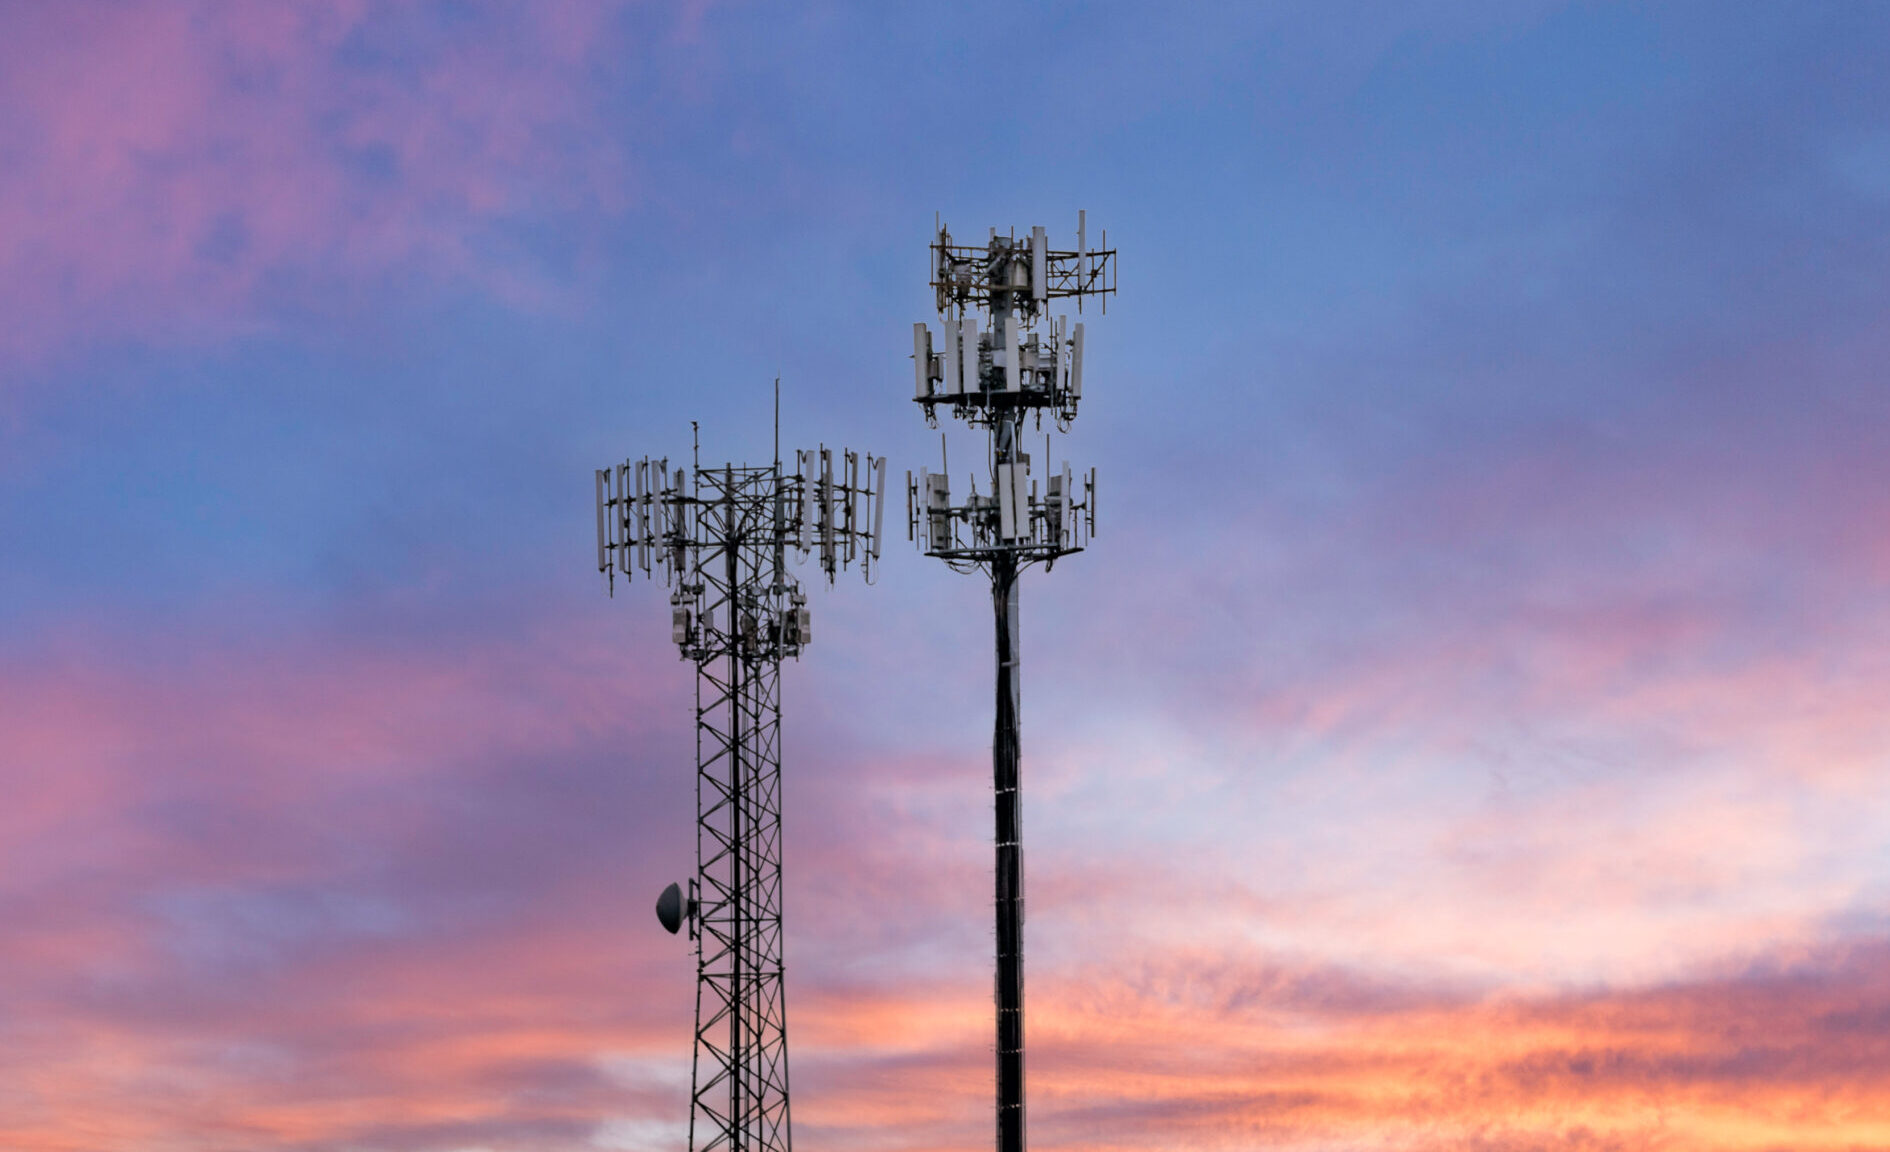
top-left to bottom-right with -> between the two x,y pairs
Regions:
784,941 -> 1890,1152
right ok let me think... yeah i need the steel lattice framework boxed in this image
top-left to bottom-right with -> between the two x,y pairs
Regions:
691,464 -> 794,1152
596,424 -> 885,1152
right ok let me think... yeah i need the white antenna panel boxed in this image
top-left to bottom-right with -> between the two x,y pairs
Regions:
635,460 -> 651,574
963,315 -> 980,391
1031,225 -> 1047,302
926,471 -> 951,548
1001,467 -> 1017,539
616,464 -> 633,577
913,323 -> 931,399
996,463 -> 1013,539
821,448 -> 836,567
845,450 -> 860,565
1004,311 -> 1020,392
1070,322 -> 1085,399
871,456 -> 887,558
798,450 -> 815,549
942,317 -> 961,396
594,469 -> 609,573
640,492 -> 653,574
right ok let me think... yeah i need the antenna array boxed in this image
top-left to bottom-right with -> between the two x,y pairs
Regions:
905,213 -> 1115,1152
595,429 -> 884,1152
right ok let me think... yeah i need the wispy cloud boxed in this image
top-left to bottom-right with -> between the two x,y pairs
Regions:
6,4 -> 1890,1149
0,1 -> 642,369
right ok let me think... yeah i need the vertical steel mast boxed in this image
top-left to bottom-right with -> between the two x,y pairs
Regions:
905,216 -> 1116,1152
596,412 -> 887,1152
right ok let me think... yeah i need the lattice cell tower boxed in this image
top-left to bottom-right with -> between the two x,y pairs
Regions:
595,408 -> 887,1152
905,214 -> 1116,1152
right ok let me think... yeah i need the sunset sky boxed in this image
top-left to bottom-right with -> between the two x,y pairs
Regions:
5,3 -> 1890,1150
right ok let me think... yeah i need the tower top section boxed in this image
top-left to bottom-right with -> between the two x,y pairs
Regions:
912,212 -> 1114,430
931,211 -> 1116,320
596,443 -> 887,661
904,212 -> 1114,568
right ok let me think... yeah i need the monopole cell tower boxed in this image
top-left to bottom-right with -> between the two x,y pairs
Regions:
906,213 -> 1116,1152
594,397 -> 887,1152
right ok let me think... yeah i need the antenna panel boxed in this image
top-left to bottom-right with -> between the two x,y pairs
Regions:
595,469 -> 610,573
1031,226 -> 1047,303
844,450 -> 860,565
1060,316 -> 1072,397
942,318 -> 961,396
616,464 -> 633,577
1070,322 -> 1085,399
670,479 -> 688,573
798,452 -> 816,549
1004,311 -> 1020,393
635,460 -> 651,574
820,447 -> 836,571
648,458 -> 660,535
913,323 -> 932,399
997,462 -> 1018,540
871,455 -> 887,558
963,315 -> 980,392
926,471 -> 951,548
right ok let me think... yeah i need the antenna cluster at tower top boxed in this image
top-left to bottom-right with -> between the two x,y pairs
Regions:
905,212 -> 1113,568
594,446 -> 886,662
912,212 -> 1116,432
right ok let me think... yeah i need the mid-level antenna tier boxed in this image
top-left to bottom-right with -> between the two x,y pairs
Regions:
904,213 -> 1115,1152
594,422 -> 886,1152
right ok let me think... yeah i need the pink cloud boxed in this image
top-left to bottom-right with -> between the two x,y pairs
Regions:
0,611 -> 698,1149
0,1 -> 640,371
5,606 -> 1890,1151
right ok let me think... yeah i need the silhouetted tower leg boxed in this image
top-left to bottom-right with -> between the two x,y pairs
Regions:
728,526 -> 745,1152
992,555 -> 1025,1152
